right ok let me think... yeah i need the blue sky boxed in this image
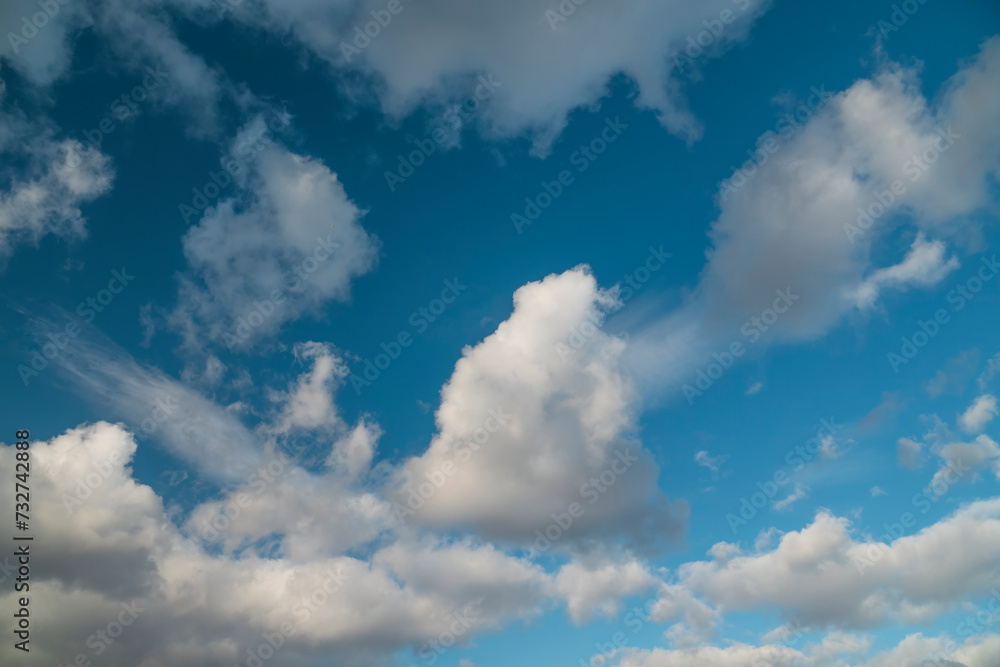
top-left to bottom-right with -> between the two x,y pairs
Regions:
1,0 -> 1000,666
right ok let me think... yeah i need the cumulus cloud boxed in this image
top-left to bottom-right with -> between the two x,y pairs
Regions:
555,558 -> 657,624
928,434 -> 1000,488
0,119 -> 114,260
613,632 -> 1000,667
271,341 -> 351,435
397,267 -> 687,552
0,422 -> 555,667
670,500 -> 1000,630
648,584 -> 723,648
628,38 -> 1000,393
168,121 -> 380,351
959,394 -> 998,433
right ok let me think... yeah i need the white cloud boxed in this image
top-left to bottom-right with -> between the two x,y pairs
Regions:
977,352 -> 1000,390
615,642 -> 806,667
48,328 -> 265,483
628,38 -> 1000,393
694,451 -> 728,473
673,500 -> 1000,630
772,483 -> 807,511
851,234 -> 959,309
959,394 -> 998,433
555,558 -> 657,624
611,631 -> 1000,667
398,267 -> 687,552
648,584 -> 722,648
0,422 -> 556,667
929,434 -> 1000,488
234,0 -> 772,154
168,124 -> 380,351
0,129 -> 113,260
272,342 -> 350,435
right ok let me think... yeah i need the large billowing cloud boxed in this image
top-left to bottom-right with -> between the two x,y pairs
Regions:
0,422 -> 554,667
398,267 -> 687,552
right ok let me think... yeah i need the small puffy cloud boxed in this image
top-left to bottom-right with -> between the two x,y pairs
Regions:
850,234 -> 959,309
959,394 -> 998,433
648,584 -> 722,648
169,123 -> 379,351
870,486 -> 887,497
271,342 -> 350,435
771,483 -> 807,512
694,451 -> 728,473
928,434 -> 1000,488
0,133 -> 113,260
